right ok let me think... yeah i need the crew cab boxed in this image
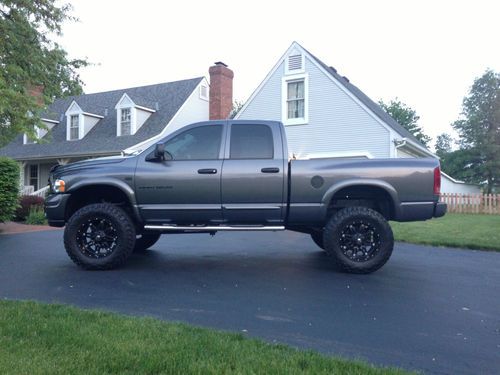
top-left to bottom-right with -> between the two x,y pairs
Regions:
46,120 -> 446,273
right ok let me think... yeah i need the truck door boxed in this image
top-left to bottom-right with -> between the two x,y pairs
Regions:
135,123 -> 225,224
221,122 -> 285,224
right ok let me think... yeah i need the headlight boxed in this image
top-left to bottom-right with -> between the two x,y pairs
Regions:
53,179 -> 65,193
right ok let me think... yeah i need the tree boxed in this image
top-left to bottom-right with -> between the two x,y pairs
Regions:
434,133 -> 453,158
378,98 -> 431,146
452,69 -> 500,192
229,100 -> 244,119
0,0 -> 88,147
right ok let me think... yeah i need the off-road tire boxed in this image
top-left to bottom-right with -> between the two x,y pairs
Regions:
310,231 -> 325,250
134,232 -> 161,252
64,203 -> 136,270
323,207 -> 394,274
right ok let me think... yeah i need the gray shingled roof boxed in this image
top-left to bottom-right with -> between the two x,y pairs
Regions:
303,46 -> 424,146
0,77 -> 203,160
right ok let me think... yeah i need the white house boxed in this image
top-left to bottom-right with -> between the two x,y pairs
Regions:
235,42 -> 480,194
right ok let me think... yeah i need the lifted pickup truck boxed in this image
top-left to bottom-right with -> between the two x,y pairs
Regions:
46,120 -> 446,273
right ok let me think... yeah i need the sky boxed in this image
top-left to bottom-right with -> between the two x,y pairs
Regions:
59,0 -> 500,146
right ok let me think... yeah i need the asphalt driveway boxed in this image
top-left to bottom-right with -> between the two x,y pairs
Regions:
0,230 -> 499,375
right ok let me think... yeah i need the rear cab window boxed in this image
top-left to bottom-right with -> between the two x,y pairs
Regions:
229,124 -> 274,159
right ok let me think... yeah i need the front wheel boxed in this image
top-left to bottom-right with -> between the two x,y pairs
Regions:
323,207 -> 394,274
64,203 -> 136,270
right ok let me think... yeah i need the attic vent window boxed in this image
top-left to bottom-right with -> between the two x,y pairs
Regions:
200,84 -> 208,100
288,54 -> 303,71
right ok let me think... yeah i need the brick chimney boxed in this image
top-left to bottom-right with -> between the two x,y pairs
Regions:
209,62 -> 233,120
27,85 -> 44,106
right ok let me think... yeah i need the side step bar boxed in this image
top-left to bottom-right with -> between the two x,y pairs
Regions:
144,225 -> 285,232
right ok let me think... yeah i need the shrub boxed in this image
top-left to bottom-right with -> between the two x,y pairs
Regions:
25,207 -> 47,225
0,157 -> 20,223
15,195 -> 45,221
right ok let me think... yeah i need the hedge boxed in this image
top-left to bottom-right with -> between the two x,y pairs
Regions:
0,157 -> 20,223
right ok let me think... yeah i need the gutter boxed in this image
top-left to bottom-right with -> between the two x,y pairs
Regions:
395,137 -> 436,158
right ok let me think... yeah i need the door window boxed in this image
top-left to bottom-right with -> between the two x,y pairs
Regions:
164,125 -> 223,160
230,124 -> 274,159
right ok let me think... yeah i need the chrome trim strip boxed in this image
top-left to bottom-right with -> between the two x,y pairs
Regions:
144,225 -> 285,232
222,205 -> 281,210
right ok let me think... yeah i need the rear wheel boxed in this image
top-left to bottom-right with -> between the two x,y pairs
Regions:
134,232 -> 161,252
64,203 -> 136,270
323,206 -> 393,274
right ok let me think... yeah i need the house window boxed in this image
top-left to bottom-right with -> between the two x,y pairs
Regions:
69,114 -> 79,140
282,73 -> 308,126
24,133 -> 36,144
29,164 -> 39,191
120,108 -> 131,136
287,80 -> 305,119
199,85 -> 208,100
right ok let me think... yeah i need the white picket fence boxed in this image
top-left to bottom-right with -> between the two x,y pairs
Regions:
440,193 -> 500,214
19,185 -> 49,198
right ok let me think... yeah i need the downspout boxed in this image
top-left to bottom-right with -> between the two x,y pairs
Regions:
394,138 -> 407,157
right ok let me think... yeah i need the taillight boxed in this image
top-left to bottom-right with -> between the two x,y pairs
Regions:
433,167 -> 441,195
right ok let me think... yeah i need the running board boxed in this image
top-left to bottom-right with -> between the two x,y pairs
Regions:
144,225 -> 285,232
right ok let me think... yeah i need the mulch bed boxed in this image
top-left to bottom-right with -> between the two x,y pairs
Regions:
0,221 -> 62,235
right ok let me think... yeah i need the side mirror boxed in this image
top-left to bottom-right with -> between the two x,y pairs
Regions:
154,143 -> 165,160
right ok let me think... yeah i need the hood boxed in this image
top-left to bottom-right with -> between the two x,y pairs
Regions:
51,155 -> 130,177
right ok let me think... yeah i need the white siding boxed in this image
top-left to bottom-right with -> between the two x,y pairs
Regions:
135,108 -> 152,132
83,115 -> 100,137
238,57 -> 390,158
441,175 -> 481,194
163,81 -> 209,135
397,149 -> 415,158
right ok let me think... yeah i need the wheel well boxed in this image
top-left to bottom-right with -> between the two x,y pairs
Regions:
65,185 -> 133,221
327,185 -> 394,220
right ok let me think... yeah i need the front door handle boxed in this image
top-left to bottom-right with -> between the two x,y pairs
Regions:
198,168 -> 217,174
261,167 -> 280,173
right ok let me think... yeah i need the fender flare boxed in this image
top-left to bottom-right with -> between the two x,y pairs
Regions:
320,179 -> 401,219
67,178 -> 142,222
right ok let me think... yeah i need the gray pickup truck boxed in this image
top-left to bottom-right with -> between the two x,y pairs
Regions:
45,120 -> 446,273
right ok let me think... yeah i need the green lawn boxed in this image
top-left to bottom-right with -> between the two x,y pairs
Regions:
391,213 -> 500,251
0,300 -> 409,375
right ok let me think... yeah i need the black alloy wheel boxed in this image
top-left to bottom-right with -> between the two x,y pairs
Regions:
323,206 -> 394,274
76,217 -> 119,259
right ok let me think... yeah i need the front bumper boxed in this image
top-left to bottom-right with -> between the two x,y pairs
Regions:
44,193 -> 71,227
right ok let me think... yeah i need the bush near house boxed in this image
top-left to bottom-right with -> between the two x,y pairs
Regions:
25,208 -> 47,225
0,157 -> 19,223
15,195 -> 44,221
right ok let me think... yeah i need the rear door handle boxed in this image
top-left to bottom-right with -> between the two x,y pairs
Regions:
261,167 -> 280,173
198,168 -> 217,174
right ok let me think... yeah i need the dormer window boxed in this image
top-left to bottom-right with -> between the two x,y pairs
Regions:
23,118 -> 58,144
69,114 -> 80,140
65,100 -> 103,140
120,108 -> 132,136
115,93 -> 155,136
